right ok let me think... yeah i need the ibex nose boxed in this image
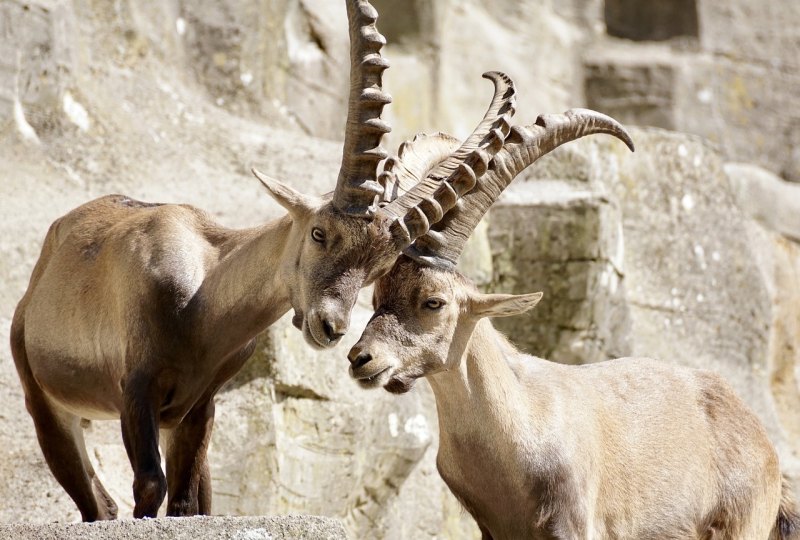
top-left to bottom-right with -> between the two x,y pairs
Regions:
348,345 -> 372,369
322,318 -> 345,343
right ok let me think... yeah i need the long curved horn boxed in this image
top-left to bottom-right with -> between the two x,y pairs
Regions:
375,72 -> 517,248
332,0 -> 392,216
405,109 -> 635,267
424,72 -> 517,181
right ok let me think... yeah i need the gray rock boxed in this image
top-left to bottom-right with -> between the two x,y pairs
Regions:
676,56 -> 800,184
784,120 -> 800,183
604,0 -> 699,42
0,0 -> 76,138
489,178 -> 630,364
380,0 -> 583,153
0,515 -> 348,540
744,223 -> 800,488
583,0 -> 800,182
584,51 -> 677,130
698,0 -> 800,71
725,162 -> 800,243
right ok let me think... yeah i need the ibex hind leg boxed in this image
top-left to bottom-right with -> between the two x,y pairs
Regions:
162,399 -> 215,516
11,322 -> 117,521
738,496 -> 785,540
708,485 -> 782,539
30,398 -> 118,521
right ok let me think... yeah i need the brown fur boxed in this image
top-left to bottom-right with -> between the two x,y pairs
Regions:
350,256 -> 798,539
777,479 -> 800,539
12,192 -> 397,520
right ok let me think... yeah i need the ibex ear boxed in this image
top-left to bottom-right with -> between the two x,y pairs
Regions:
251,168 -> 320,216
469,292 -> 543,319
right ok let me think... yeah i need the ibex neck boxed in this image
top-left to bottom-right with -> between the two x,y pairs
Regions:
427,319 -> 528,436
190,214 -> 294,361
427,319 -> 552,538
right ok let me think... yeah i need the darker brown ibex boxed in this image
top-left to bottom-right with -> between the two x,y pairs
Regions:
10,0 -> 519,520
349,111 -> 800,538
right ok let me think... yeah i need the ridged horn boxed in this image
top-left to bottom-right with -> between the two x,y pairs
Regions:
376,72 -> 517,249
405,108 -> 635,267
332,0 -> 392,216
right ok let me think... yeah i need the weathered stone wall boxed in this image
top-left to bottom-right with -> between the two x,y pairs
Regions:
1,0 -> 799,538
583,0 -> 800,183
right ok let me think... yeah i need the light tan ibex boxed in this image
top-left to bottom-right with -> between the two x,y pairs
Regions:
349,115 -> 800,539
10,0 -> 520,520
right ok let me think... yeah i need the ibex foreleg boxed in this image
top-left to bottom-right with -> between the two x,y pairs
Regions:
120,371 -> 167,518
163,399 -> 215,516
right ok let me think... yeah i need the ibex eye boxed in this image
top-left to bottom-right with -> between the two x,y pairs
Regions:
425,298 -> 445,310
311,227 -> 325,243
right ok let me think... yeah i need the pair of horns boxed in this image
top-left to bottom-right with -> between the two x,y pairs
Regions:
371,71 -> 634,264
404,108 -> 635,267
328,2 -> 518,219
374,71 -> 517,248
276,0 -> 635,263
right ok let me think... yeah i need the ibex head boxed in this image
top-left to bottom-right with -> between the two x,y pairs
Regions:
248,1 -> 393,349
251,1 -> 518,349
349,255 -> 544,392
349,109 -> 634,388
247,171 -> 395,348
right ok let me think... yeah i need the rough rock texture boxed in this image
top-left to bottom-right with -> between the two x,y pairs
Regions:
489,178 -> 629,364
604,0 -> 699,42
0,515 -> 348,540
583,0 -> 800,183
487,128 -> 800,492
725,163 -> 800,243
376,0 -> 585,152
746,226 -> 800,471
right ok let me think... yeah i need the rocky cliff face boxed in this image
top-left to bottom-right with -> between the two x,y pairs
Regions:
1,1 -> 798,538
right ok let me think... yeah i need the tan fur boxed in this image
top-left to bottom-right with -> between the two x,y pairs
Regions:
11,192 -> 397,520
351,256 -> 798,539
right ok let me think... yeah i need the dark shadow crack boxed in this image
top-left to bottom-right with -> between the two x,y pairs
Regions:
274,382 -> 329,401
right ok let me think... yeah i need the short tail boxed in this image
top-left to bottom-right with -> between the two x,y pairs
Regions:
775,476 -> 800,539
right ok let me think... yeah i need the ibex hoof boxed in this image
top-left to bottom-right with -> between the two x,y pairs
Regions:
167,498 -> 199,517
132,473 -> 167,518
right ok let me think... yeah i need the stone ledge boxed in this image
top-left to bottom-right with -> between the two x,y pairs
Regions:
0,515 -> 349,540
